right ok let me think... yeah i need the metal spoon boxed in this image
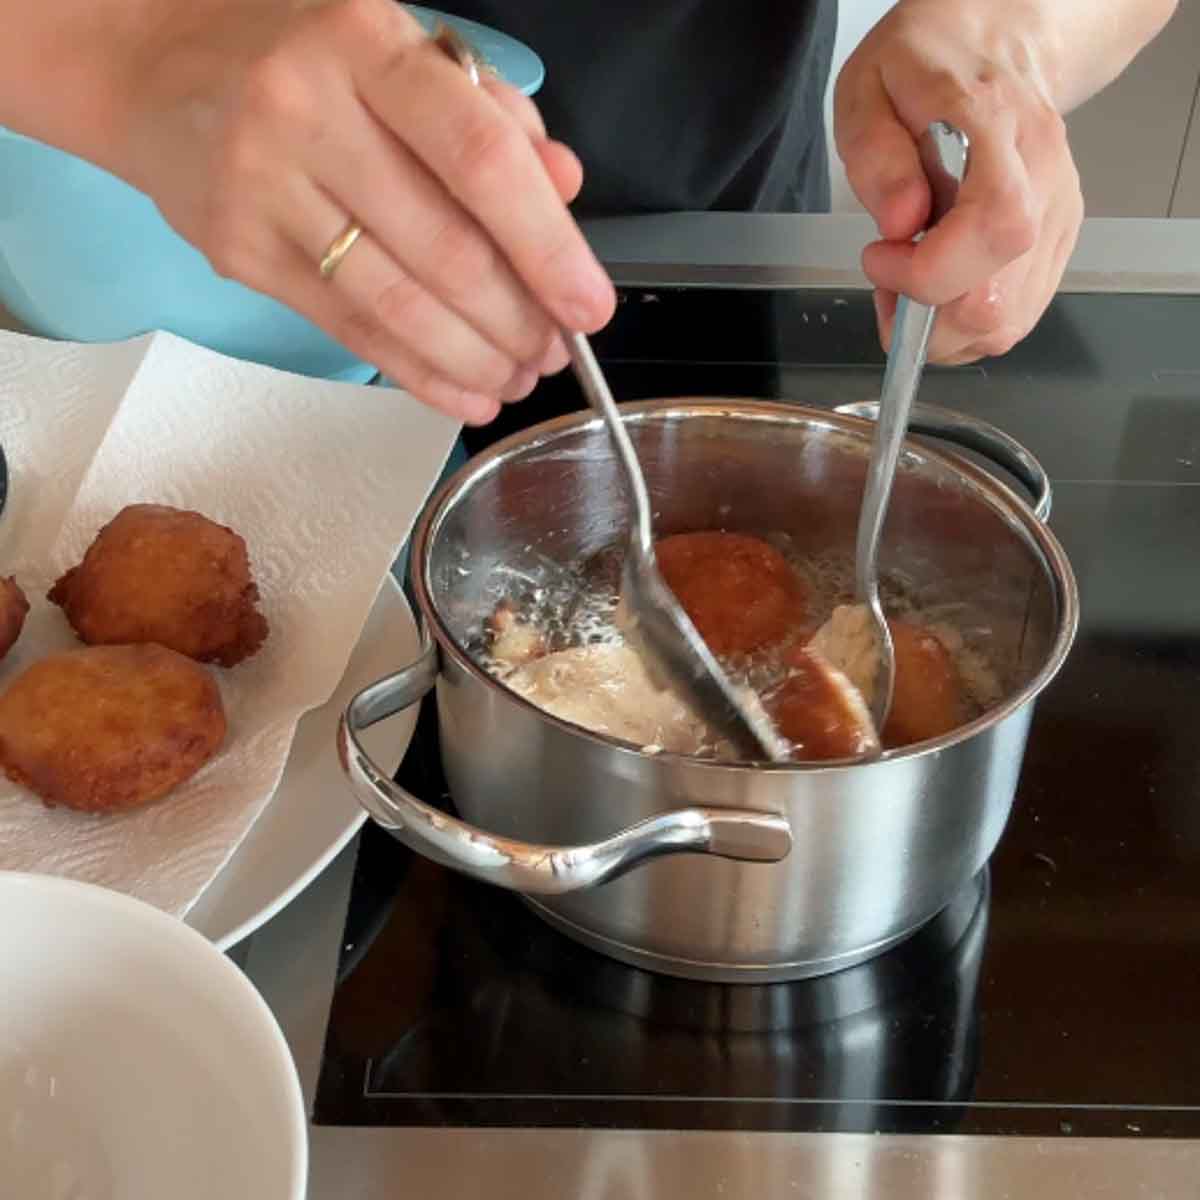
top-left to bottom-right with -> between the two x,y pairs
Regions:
432,24 -> 789,762
569,337 -> 791,762
855,121 -> 969,732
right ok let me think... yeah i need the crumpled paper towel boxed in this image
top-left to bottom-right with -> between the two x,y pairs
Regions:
0,329 -> 460,915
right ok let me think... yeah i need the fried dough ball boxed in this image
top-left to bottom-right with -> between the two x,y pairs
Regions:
48,504 -> 268,667
767,645 -> 879,761
0,643 -> 226,813
808,604 -> 967,749
654,532 -> 808,659
0,575 -> 29,661
883,619 -> 966,749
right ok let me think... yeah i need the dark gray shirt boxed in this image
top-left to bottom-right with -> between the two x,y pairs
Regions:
440,0 -> 837,215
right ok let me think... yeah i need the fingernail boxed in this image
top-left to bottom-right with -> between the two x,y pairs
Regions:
457,391 -> 500,424
563,299 -> 600,333
563,267 -> 616,332
538,336 -> 569,375
503,366 -> 539,402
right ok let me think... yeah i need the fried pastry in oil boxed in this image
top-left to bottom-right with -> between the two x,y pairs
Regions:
654,531 -> 809,658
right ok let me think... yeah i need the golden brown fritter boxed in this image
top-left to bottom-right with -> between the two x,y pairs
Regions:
48,504 -> 268,667
0,575 -> 29,661
0,643 -> 226,814
655,531 -> 809,659
809,606 -> 970,750
767,645 -> 878,762
882,619 -> 967,750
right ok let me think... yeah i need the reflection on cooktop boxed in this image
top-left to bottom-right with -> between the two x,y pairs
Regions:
463,289 -> 1200,487
316,289 -> 1200,1139
315,749 -> 986,1135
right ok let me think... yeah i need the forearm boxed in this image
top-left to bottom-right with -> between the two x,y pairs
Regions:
900,0 -> 1180,115
0,0 -> 153,164
1024,0 -> 1180,112
0,0 -> 292,175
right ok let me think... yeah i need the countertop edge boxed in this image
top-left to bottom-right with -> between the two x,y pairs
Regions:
582,213 -> 1200,293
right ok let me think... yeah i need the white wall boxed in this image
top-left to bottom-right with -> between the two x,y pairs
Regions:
824,0 -> 898,213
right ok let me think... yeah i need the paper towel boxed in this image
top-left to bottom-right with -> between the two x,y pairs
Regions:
0,329 -> 460,915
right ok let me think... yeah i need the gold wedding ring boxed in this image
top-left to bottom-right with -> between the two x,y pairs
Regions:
318,27 -> 479,282
319,220 -> 364,280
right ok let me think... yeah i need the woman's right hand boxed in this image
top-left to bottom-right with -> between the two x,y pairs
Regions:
113,0 -> 615,423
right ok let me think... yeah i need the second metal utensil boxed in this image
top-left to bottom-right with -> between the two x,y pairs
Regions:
855,121 -> 970,733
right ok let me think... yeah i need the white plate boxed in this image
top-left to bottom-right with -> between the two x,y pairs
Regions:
0,872 -> 307,1199
186,574 -> 420,950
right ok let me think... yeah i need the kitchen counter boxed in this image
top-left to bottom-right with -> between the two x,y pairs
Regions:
244,846 -> 1200,1199
235,213 -> 1200,1198
5,212 -> 1199,1197
583,213 -> 1200,294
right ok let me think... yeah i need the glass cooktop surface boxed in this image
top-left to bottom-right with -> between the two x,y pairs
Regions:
315,287 -> 1200,1138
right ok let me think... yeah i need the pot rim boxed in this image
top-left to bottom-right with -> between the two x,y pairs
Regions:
412,398 -> 1080,773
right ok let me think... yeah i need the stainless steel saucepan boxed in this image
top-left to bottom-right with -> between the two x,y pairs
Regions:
338,400 -> 1077,983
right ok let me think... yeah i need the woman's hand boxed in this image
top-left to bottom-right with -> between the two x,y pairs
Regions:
112,0 -> 614,423
834,0 -> 1085,364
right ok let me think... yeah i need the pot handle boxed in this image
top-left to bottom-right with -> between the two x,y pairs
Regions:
337,635 -> 793,895
833,400 -> 1052,523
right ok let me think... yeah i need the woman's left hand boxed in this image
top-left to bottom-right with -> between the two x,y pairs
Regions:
833,0 -> 1085,364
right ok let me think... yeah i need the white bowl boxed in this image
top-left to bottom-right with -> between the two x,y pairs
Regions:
0,873 -> 307,1200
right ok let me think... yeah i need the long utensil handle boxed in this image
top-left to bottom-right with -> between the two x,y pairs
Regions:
854,122 -> 969,729
853,298 -> 935,600
565,330 -> 655,553
855,122 -> 969,599
431,23 -> 656,558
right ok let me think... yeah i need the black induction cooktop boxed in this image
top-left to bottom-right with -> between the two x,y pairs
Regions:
314,287 -> 1200,1139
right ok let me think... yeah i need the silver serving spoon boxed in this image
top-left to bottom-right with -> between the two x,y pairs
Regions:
433,24 -> 789,762
855,121 -> 970,732
568,338 -> 791,762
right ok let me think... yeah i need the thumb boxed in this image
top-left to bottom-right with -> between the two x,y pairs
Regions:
834,65 -> 929,241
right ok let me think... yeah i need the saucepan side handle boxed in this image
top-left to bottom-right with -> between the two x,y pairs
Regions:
337,631 -> 793,895
834,400 -> 1053,523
